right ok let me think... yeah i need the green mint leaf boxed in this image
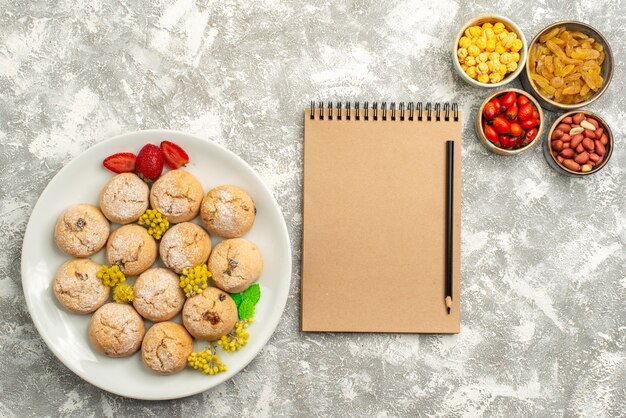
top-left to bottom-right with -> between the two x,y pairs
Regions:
242,284 -> 261,305
230,293 -> 242,307
238,298 -> 255,320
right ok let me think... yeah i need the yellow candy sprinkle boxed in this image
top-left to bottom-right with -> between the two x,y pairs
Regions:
113,283 -> 134,303
179,265 -> 212,298
97,265 -> 126,287
138,209 -> 170,240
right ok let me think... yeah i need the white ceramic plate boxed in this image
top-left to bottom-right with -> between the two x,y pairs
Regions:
21,130 -> 292,400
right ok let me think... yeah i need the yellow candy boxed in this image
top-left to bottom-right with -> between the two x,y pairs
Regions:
477,52 -> 488,63
500,52 -> 512,64
489,72 -> 503,83
465,66 -> 477,78
511,52 -> 520,62
476,62 -> 489,75
486,39 -> 496,52
459,36 -> 471,49
483,28 -> 495,40
510,39 -> 523,52
475,37 -> 487,49
495,43 -> 506,54
477,73 -> 490,83
457,48 -> 468,59
507,61 -> 518,73
464,28 -> 472,38
503,34 -> 517,49
498,63 -> 508,76
488,60 -> 501,73
469,26 -> 482,38
464,56 -> 476,66
493,22 -> 505,34
461,64 -> 468,71
489,52 -> 500,61
497,32 -> 508,42
482,22 -> 493,30
468,45 -> 480,57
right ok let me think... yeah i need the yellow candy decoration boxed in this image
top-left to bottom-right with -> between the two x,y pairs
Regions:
493,22 -> 505,34
468,45 -> 480,57
457,48 -> 468,59
465,66 -> 477,79
477,73 -> 490,83
477,52 -> 488,63
459,36 -> 471,49
476,62 -> 489,75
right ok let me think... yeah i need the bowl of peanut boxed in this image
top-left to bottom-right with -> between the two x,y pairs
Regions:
521,21 -> 614,111
453,14 -> 527,88
545,111 -> 613,176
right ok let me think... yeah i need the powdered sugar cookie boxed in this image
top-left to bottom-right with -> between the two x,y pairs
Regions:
200,185 -> 255,238
53,259 -> 109,314
54,204 -> 110,257
88,303 -> 145,357
133,268 -> 185,322
159,222 -> 211,274
106,224 -> 157,276
100,173 -> 149,224
208,238 -> 262,293
149,170 -> 204,223
141,322 -> 193,375
182,287 -> 238,341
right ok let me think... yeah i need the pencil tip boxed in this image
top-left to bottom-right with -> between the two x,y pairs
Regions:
447,307 -> 451,315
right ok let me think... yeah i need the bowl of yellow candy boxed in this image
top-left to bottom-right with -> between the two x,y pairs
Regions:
453,14 -> 527,88
520,21 -> 614,111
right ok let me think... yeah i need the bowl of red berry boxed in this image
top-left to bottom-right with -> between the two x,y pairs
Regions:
476,89 -> 544,155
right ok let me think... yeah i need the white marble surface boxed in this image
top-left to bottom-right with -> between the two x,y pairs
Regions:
1,0 -> 625,416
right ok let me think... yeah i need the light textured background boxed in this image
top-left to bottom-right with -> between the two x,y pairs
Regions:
1,0 -> 625,416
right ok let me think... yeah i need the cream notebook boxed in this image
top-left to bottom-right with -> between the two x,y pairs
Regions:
302,102 -> 462,333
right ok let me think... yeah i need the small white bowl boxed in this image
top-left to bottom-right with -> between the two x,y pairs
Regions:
452,14 -> 528,88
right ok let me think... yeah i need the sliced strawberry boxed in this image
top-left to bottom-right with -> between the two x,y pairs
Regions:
160,140 -> 190,169
103,152 -> 136,174
135,144 -> 163,182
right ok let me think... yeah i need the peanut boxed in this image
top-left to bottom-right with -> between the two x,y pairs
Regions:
551,129 -> 564,140
562,116 -> 573,124
562,159 -> 581,172
563,143 -> 571,149
560,148 -> 575,158
581,164 -> 592,173
557,123 -> 571,132
561,134 -> 572,143
582,138 -> 594,151
573,112 -> 586,124
551,140 -> 563,151
571,134 -> 584,148
589,153 -> 601,162
569,127 -> 584,135
595,140 -> 606,157
576,144 -> 585,153
595,128 -> 604,138
574,151 -> 589,164
580,120 -> 596,131
600,134 -> 608,146
557,155 -> 564,163
586,118 -> 599,128
584,129 -> 596,139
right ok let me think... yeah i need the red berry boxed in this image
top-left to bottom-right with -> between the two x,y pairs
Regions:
493,116 -> 511,134
483,102 -> 498,120
500,91 -> 517,109
103,152 -> 136,174
135,144 -> 163,182
533,110 -> 539,119
510,122 -> 522,137
505,104 -> 518,120
518,103 -> 534,121
160,140 -> 190,169
484,125 -> 499,143
525,128 -> 538,141
521,118 -> 539,130
517,95 -> 530,107
499,135 -> 512,149
490,97 -> 502,114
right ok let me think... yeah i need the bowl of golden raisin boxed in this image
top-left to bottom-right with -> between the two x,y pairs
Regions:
521,21 -> 614,111
453,14 -> 527,88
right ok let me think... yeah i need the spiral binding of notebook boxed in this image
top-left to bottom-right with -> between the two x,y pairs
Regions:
309,101 -> 459,122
